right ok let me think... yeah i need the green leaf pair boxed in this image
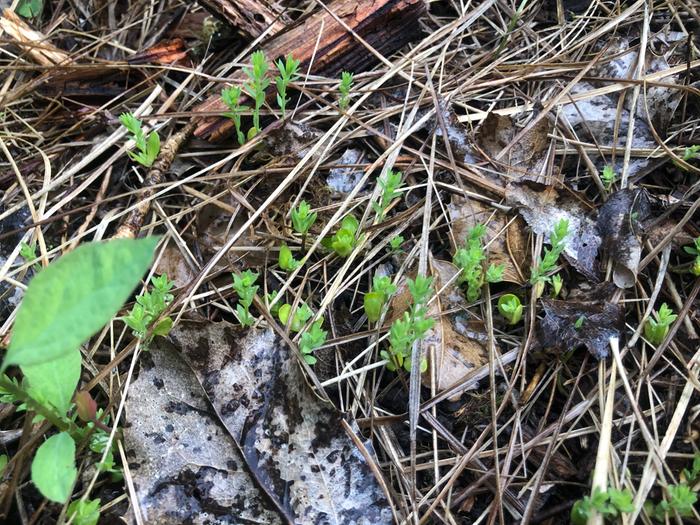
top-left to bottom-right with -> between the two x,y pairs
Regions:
119,113 -> 160,168
363,275 -> 398,323
330,215 -> 359,257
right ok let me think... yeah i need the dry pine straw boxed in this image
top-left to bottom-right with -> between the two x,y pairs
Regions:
0,0 -> 699,524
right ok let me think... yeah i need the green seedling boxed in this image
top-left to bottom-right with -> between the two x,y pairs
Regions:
364,275 -> 397,323
530,218 -> 569,297
684,237 -> 700,277
278,302 -> 313,332
551,273 -> 563,297
16,0 -> 43,18
389,235 -> 405,253
19,241 -> 40,272
453,224 -> 504,302
299,319 -> 326,365
243,50 -> 271,139
682,453 -> 700,485
232,270 -> 259,327
381,276 -> 434,373
119,112 -> 160,167
67,498 -> 101,525
372,169 -> 403,222
0,237 -> 158,503
330,215 -> 359,257
221,86 -> 248,145
650,484 -> 697,521
338,71 -> 354,111
497,294 -> 522,325
643,303 -> 677,346
275,54 -> 300,117
674,144 -> 700,169
291,200 -> 317,250
122,274 -> 175,344
601,165 -> 617,191
278,244 -> 301,272
265,291 -> 281,317
571,487 -> 634,525
574,315 -> 586,329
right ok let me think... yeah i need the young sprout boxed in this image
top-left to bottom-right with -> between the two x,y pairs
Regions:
299,319 -> 326,365
232,270 -> 258,327
530,218 -> 569,297
291,200 -> 317,250
674,144 -> 700,170
221,86 -> 248,145
389,235 -> 405,253
650,484 -> 697,521
243,50 -> 271,139
601,165 -> 616,191
338,71 -> 354,111
275,54 -> 300,117
453,224 -> 504,302
278,244 -> 301,272
122,274 -> 175,344
372,169 -> 403,222
119,112 -> 160,167
381,276 -> 433,373
278,302 -> 313,332
265,290 -> 281,317
683,237 -> 700,276
363,275 -> 398,323
551,274 -> 563,297
497,294 -> 522,325
330,215 -> 359,257
571,487 -> 634,525
643,303 -> 677,346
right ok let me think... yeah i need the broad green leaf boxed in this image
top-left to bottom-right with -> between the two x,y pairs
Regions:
16,0 -> 43,18
22,348 -> 81,415
67,498 -> 101,525
31,432 -> 76,503
5,238 -> 159,368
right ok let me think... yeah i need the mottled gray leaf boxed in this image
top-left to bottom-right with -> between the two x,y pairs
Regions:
170,321 -> 393,525
124,343 -> 282,525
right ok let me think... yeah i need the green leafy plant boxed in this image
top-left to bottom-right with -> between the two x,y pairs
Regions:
497,294 -> 522,325
601,165 -> 617,191
265,290 -> 281,317
299,319 -> 326,365
0,238 -> 158,503
643,303 -> 677,346
278,302 -> 313,332
243,50 -> 271,139
278,244 -> 301,272
232,270 -> 258,327
121,274 -> 174,345
19,241 -> 40,272
16,0 -> 43,18
372,169 -> 403,222
389,235 -> 405,253
291,200 -> 317,250
453,224 -> 504,302
364,275 -> 397,323
571,487 -> 634,525
119,112 -> 160,168
650,484 -> 697,521
67,498 -> 101,525
674,144 -> 700,169
330,215 -> 359,257
221,86 -> 248,145
682,453 -> 700,485
530,218 -> 569,297
338,71 -> 354,111
684,237 -> 700,277
275,54 -> 300,117
381,276 -> 434,372
551,273 -> 563,297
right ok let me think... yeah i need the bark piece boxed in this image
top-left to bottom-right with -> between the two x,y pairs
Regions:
197,0 -> 290,40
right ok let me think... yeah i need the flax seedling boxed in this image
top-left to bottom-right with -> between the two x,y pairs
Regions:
601,165 -> 617,191
221,86 -> 248,145
291,200 -> 317,250
338,71 -> 354,111
243,50 -> 270,139
571,487 -> 634,525
381,276 -> 434,372
278,244 -> 300,272
330,215 -> 359,257
299,319 -> 326,365
684,237 -> 700,276
122,274 -> 175,344
372,169 -> 403,222
453,224 -> 504,303
232,270 -> 258,326
497,294 -> 522,325
530,218 -> 569,297
364,275 -> 397,323
643,303 -> 677,346
275,54 -> 300,117
119,112 -> 160,167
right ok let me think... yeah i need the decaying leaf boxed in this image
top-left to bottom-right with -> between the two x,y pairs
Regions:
539,285 -> 624,359
169,321 -> 394,524
251,121 -> 324,163
153,243 -> 197,288
506,180 -> 601,280
124,344 -> 282,524
449,196 -> 528,284
597,188 -> 652,289
477,113 -> 551,178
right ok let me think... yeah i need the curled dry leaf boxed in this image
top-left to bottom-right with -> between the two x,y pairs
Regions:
449,196 -> 528,284
597,188 -> 652,289
539,285 -> 624,359
153,243 -> 197,289
169,321 -> 394,524
124,344 -> 282,524
505,180 -> 601,280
